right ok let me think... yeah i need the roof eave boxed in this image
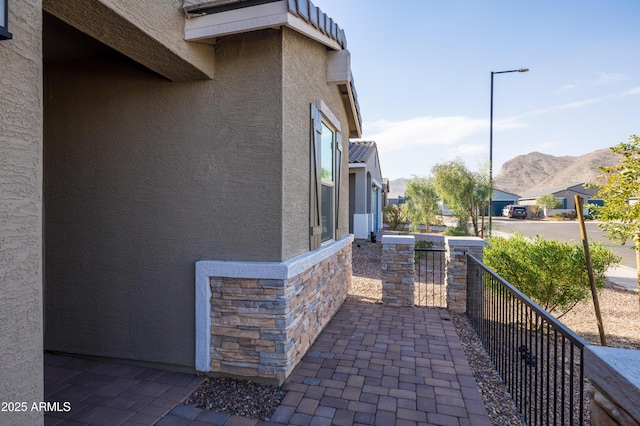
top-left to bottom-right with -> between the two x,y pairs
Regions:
184,0 -> 343,50
184,0 -> 362,137
327,50 -> 362,138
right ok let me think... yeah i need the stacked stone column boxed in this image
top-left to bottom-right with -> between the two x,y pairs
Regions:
381,235 -> 415,306
445,236 -> 485,313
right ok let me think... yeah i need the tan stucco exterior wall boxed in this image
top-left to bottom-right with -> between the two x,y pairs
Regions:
44,29 -> 286,368
0,1 -> 44,425
282,27 -> 350,260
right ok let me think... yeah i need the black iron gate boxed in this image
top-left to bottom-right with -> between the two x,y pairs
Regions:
414,248 -> 446,307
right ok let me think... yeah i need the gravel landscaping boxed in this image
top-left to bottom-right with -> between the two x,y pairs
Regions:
184,376 -> 285,421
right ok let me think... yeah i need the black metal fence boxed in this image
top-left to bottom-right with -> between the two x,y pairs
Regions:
466,254 -> 589,426
414,248 -> 446,307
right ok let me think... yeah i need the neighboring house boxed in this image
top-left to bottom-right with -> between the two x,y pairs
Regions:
518,183 -> 598,211
2,0 -> 362,418
389,195 -> 406,206
349,141 -> 385,240
490,189 -> 520,217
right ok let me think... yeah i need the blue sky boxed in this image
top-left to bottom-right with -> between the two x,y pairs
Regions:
317,0 -> 640,180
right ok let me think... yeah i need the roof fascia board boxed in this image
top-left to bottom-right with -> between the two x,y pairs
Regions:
327,50 -> 362,138
185,1 -> 287,43
185,0 -> 340,50
327,49 -> 350,84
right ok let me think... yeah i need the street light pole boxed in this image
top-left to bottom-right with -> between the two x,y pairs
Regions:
488,68 -> 528,237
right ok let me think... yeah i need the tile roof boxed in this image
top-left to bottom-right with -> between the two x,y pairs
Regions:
287,0 -> 347,49
518,183 -> 593,199
349,141 -> 377,164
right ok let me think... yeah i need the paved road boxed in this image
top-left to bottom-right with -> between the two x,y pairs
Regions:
491,217 -> 636,268
490,217 -> 638,292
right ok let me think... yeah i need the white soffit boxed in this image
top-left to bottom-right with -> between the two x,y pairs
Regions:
184,0 -> 341,50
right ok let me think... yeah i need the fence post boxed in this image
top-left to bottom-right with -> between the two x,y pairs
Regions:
381,235 -> 415,306
445,236 -> 485,313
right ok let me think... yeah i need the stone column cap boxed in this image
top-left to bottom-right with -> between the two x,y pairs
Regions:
444,236 -> 485,247
381,235 -> 415,245
585,345 -> 640,422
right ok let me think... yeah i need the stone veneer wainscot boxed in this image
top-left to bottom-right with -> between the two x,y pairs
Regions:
195,235 -> 353,384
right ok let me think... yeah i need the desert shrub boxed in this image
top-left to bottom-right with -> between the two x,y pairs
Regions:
430,217 -> 445,227
567,210 -> 577,220
383,205 -> 405,230
484,233 -> 621,318
409,223 -> 422,233
415,240 -> 434,249
443,221 -> 470,236
551,213 -> 565,221
414,239 -> 435,261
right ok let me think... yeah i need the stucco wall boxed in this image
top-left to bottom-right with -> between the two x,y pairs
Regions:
282,28 -> 350,259
0,1 -> 44,425
43,0 -> 215,81
44,30 -> 284,368
351,168 -> 368,214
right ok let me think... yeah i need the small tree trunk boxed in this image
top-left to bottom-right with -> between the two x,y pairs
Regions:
469,205 -> 479,236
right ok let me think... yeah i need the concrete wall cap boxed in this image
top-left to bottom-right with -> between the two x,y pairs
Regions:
584,345 -> 640,422
381,235 -> 415,245
196,235 -> 353,280
445,236 -> 486,247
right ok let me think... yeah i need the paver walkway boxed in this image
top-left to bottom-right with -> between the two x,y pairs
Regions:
44,301 -> 491,425
160,301 -> 491,426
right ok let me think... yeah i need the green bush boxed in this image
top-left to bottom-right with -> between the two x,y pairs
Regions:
414,239 -> 435,261
409,223 -> 422,233
383,205 -> 405,230
443,220 -> 470,236
415,240 -> 434,249
484,233 -> 621,318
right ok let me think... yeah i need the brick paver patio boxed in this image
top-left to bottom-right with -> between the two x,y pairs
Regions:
45,301 -> 491,425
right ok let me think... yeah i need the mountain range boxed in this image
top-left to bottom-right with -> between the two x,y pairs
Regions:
387,148 -> 621,198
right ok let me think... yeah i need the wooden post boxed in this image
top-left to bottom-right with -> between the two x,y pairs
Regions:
575,195 -> 607,346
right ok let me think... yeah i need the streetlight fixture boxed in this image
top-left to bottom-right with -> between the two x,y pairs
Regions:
488,68 -> 528,237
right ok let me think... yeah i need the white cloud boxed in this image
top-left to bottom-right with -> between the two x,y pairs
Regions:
528,98 -> 602,116
620,86 -> 640,96
526,86 -> 640,117
593,72 -> 628,86
558,72 -> 628,93
557,84 -> 577,93
360,116 -> 486,154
